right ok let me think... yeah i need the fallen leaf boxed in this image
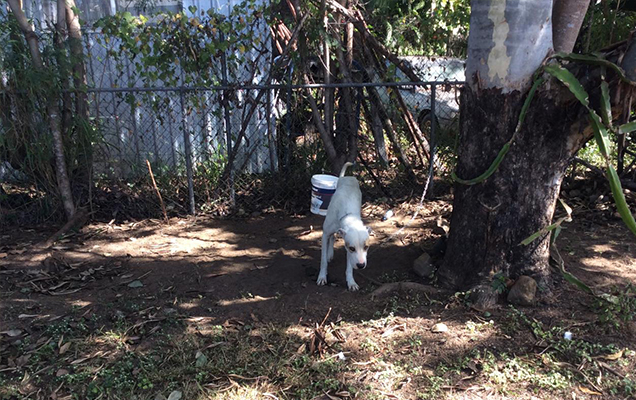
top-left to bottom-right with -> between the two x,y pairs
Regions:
195,351 -> 207,368
431,323 -> 448,333
18,314 -> 39,319
579,386 -> 602,395
598,349 -> 624,361
59,342 -> 71,355
16,354 -> 30,367
167,391 -> 182,400
49,288 -> 82,296
128,280 -> 144,288
2,329 -> 22,337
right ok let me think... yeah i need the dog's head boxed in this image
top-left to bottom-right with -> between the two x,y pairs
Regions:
339,225 -> 373,269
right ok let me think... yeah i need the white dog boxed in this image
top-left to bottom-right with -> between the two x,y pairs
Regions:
317,162 -> 371,291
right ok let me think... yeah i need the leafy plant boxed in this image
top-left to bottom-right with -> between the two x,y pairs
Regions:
592,285 -> 636,329
368,0 -> 470,56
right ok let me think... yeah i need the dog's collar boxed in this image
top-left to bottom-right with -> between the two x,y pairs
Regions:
339,213 -> 352,222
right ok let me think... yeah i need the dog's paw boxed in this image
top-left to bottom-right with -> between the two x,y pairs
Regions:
347,282 -> 360,291
317,275 -> 328,286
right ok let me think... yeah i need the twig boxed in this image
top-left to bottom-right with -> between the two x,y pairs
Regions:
319,307 -> 332,327
146,160 -> 168,223
597,361 -> 625,378
573,158 -> 604,176
37,208 -> 89,249
357,154 -> 392,199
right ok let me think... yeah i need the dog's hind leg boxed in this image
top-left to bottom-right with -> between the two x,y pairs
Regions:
317,231 -> 331,286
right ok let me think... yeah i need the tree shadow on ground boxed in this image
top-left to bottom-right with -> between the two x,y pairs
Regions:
1,206 -> 635,399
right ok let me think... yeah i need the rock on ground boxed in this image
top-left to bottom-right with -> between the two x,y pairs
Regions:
507,275 -> 538,306
413,253 -> 435,278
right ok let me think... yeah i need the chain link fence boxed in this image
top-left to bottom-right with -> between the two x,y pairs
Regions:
86,80 -> 464,215
1,25 -> 465,218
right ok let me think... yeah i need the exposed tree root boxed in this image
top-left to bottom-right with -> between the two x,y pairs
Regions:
370,281 -> 440,299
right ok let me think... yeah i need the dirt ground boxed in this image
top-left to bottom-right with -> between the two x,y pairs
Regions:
1,196 -> 636,400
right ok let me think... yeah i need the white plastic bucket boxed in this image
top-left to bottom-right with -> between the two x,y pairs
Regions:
310,174 -> 339,216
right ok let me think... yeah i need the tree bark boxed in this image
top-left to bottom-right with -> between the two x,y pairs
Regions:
7,0 -> 76,220
465,0 -> 552,92
552,0 -> 591,53
65,0 -> 93,189
437,86 -> 589,292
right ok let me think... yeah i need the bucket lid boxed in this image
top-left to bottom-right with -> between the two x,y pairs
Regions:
311,174 -> 338,188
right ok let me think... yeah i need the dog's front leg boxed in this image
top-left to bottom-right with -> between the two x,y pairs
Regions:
327,234 -> 335,262
317,231 -> 331,286
345,260 -> 359,291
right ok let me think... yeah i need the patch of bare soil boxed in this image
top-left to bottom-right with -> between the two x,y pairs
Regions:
0,197 -> 635,400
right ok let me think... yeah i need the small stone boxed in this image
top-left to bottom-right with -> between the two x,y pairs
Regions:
269,238 -> 278,243
413,253 -> 435,278
431,323 -> 448,333
507,276 -> 538,306
56,369 -> 69,377
237,208 -> 246,216
127,280 -> 144,288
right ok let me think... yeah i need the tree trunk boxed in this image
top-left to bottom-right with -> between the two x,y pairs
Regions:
552,0 -> 591,53
438,0 -> 570,301
65,0 -> 93,189
437,87 -> 589,296
65,0 -> 89,120
7,0 -> 76,220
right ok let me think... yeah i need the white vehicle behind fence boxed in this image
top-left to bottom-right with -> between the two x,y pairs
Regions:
375,56 -> 465,130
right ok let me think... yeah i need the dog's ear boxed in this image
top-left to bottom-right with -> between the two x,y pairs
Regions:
367,227 -> 375,236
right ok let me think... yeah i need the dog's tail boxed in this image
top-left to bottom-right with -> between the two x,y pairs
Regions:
339,162 -> 354,178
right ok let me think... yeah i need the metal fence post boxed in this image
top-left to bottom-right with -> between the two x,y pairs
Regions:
428,83 -> 437,199
180,88 -> 196,215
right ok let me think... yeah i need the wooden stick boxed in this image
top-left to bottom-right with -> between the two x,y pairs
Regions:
37,208 -> 89,249
146,160 -> 168,222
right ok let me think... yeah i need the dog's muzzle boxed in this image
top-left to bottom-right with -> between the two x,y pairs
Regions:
356,262 -> 366,269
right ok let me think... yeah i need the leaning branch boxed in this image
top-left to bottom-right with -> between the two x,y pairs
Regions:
324,0 -> 422,83
216,13 -> 309,187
